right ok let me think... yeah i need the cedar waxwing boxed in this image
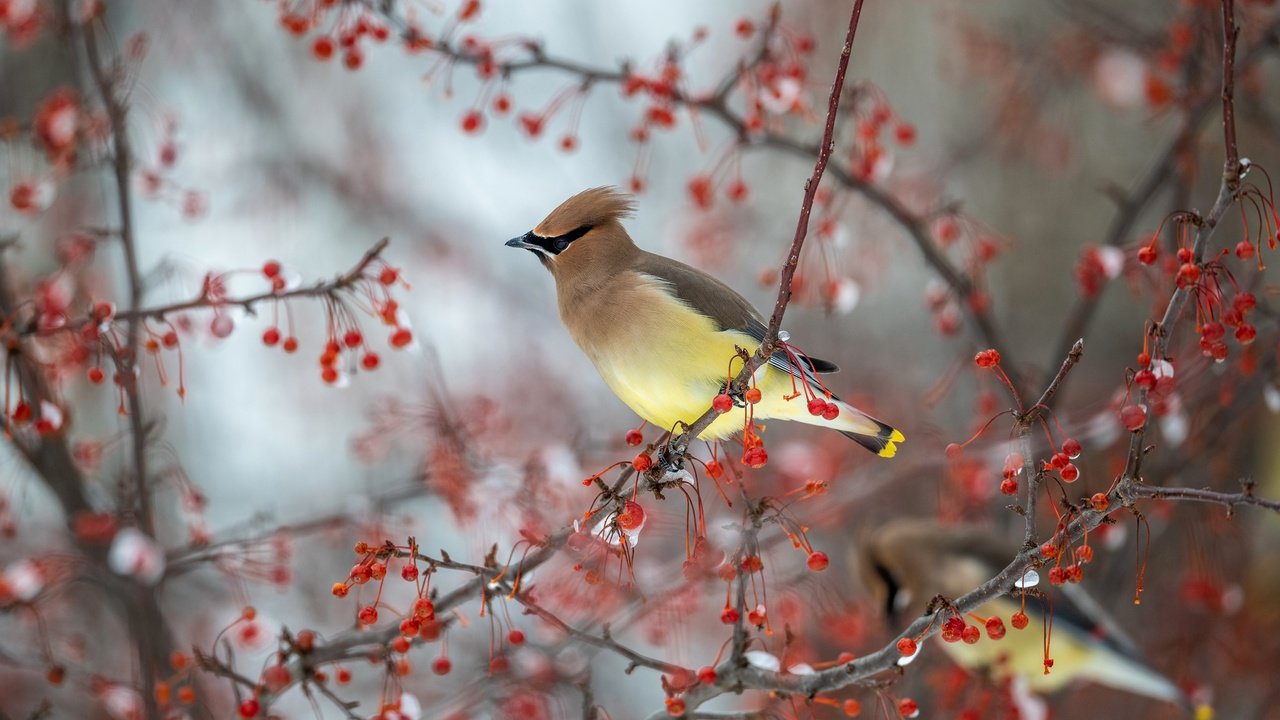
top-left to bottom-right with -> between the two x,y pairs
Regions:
506,187 -> 904,456
857,519 -> 1196,712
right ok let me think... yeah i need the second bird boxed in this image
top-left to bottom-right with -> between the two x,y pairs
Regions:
506,187 -> 904,457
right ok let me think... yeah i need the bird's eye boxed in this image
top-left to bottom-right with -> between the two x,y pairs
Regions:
551,225 -> 592,253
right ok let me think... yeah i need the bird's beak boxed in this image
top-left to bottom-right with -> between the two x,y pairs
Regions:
506,232 -> 536,250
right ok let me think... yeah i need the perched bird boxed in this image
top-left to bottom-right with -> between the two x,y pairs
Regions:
857,519 -> 1194,710
506,187 -> 904,456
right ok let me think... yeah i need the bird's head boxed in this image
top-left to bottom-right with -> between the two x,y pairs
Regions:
506,187 -> 637,276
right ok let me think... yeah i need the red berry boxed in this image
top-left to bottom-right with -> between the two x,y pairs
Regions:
720,607 -> 739,624
308,35 -> 330,59
1060,463 -> 1079,482
1137,351 -> 1151,367
238,699 -> 261,718
896,637 -> 917,656
87,367 -> 105,384
1090,493 -> 1109,512
262,261 -> 281,278
843,699 -> 862,717
401,563 -> 418,581
941,616 -> 964,643
821,402 -> 840,421
806,551 -> 829,572
712,393 -> 733,413
361,353 -> 380,370
1049,452 -> 1069,470
726,180 -> 749,203
744,387 -> 762,404
489,655 -> 509,673
432,656 -> 452,675
697,665 -> 717,684
624,428 -> 643,446
1011,611 -> 1029,630
742,446 -> 768,468
1202,321 -> 1225,342
358,605 -> 378,625
666,698 -> 686,717
413,598 -> 435,620
1137,245 -> 1157,265
1134,369 -> 1156,389
390,328 -> 413,347
343,49 -> 363,70
615,500 -> 646,531
342,330 -> 363,348
399,618 -> 420,637
282,336 -> 299,353
1236,240 -> 1255,259
944,443 -> 963,460
1062,438 -> 1081,458
1235,323 -> 1257,344
807,398 -> 827,416
974,349 -> 1000,368
1177,247 -> 1193,263
735,18 -> 754,37
985,617 -> 1006,640
1234,292 -> 1257,313
961,625 -> 980,644
1048,566 -> 1067,585
507,628 -> 525,645
262,328 -> 281,346
461,110 -> 484,134
898,698 -> 919,717
705,460 -> 724,479
1177,262 -> 1200,285
391,636 -> 411,654
1120,404 -> 1147,431
262,664 -> 291,692
631,454 -> 652,472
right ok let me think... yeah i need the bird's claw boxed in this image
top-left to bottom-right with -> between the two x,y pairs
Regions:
657,443 -> 685,473
717,381 -> 748,408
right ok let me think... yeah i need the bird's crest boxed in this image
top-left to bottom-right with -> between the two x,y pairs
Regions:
534,186 -> 635,237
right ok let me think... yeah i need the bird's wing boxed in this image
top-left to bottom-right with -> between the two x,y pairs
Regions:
635,252 -> 840,377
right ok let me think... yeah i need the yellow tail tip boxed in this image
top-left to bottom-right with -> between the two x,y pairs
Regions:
1194,705 -> 1213,720
889,429 -> 905,443
878,437 -> 903,458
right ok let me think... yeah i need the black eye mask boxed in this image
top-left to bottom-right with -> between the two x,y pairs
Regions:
528,224 -> 591,255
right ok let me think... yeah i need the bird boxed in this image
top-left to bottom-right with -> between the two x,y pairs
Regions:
856,518 -> 1196,711
505,187 -> 904,457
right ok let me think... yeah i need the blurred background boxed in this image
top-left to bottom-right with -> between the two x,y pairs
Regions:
2,0 -> 1279,718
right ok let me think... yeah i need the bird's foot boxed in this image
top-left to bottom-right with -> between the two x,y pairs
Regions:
657,442 -> 685,473
717,381 -> 748,408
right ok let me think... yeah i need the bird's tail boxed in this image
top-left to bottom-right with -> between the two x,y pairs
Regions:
770,391 -> 904,458
840,420 -> 906,458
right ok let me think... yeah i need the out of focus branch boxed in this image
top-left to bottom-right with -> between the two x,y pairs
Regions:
1129,480 -> 1280,515
82,20 -> 151,538
1042,15 -> 1280,380
19,238 -> 392,339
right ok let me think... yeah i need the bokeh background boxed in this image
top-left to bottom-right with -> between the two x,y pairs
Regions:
2,0 -> 1279,718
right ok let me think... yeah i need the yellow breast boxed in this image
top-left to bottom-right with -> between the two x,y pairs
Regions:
561,273 -> 756,437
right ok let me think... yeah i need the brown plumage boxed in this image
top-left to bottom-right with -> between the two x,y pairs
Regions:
506,187 -> 903,455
